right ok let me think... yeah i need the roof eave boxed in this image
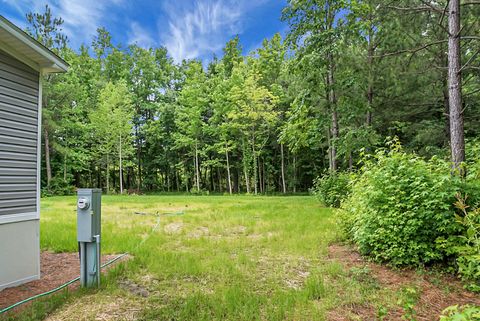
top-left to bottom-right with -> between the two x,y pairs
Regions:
41,64 -> 69,74
0,15 -> 69,73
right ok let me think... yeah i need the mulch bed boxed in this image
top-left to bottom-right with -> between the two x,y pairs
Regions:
0,252 -> 128,314
327,244 -> 480,321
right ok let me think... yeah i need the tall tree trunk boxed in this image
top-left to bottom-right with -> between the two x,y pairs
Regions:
106,154 -> 110,194
327,55 -> 339,172
258,158 -> 263,194
243,164 -> 250,193
119,136 -> 124,194
243,144 -> 250,194
325,1 -> 339,172
448,0 -> 465,176
225,145 -> 232,195
195,141 -> 201,191
262,159 -> 266,193
44,127 -> 52,187
366,19 -> 374,126
327,128 -> 333,171
293,155 -> 297,193
280,143 -> 286,194
252,135 -> 258,195
136,126 -> 142,191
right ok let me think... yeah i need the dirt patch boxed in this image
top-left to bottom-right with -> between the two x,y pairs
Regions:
327,303 -> 377,321
327,245 -> 480,321
187,226 -> 210,239
163,222 -> 184,234
255,255 -> 312,291
247,232 -> 275,240
188,226 -> 277,241
189,225 -> 254,240
226,225 -> 247,235
149,275 -> 216,299
44,293 -> 142,321
118,280 -> 149,298
0,252 -> 129,313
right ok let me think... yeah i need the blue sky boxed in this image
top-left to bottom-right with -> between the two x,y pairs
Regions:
1,0 -> 288,63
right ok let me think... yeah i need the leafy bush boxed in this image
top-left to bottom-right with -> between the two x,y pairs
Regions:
312,171 -> 351,208
342,140 -> 465,266
451,195 -> 480,292
439,305 -> 480,320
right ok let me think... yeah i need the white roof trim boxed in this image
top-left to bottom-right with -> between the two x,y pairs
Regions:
0,15 -> 69,73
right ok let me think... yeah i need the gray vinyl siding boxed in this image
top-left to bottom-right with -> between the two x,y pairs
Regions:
0,49 -> 39,216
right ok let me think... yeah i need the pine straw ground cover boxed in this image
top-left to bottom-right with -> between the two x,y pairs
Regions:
326,245 -> 480,320
2,195 -> 479,321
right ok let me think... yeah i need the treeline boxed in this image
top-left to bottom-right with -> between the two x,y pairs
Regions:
28,1 -> 479,195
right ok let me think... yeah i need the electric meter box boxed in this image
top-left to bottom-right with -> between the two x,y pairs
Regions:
77,189 -> 102,242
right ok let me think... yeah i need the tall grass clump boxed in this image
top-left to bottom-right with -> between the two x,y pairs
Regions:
341,139 -> 473,266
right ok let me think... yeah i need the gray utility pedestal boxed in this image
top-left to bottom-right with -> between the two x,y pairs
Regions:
77,189 -> 102,288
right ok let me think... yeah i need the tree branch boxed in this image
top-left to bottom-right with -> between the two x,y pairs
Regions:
419,0 -> 443,12
460,1 -> 480,5
385,1 -> 444,12
461,36 -> 480,41
384,5 -> 440,12
464,87 -> 480,97
438,0 -> 451,36
459,49 -> 480,72
375,40 -> 448,58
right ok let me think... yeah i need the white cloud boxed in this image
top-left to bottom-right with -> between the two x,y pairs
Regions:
2,0 -> 124,47
127,21 -> 155,48
161,0 -> 270,63
3,0 -> 276,60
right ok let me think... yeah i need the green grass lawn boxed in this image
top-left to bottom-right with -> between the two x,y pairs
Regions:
4,195 -> 444,320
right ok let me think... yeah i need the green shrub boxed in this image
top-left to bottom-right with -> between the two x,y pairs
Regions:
439,304 -> 480,320
342,140 -> 465,266
451,195 -> 480,292
312,171 -> 351,208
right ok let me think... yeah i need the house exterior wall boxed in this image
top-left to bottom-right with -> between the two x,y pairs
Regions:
0,48 -> 41,289
0,220 -> 40,289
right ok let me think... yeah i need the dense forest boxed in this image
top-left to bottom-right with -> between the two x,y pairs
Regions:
28,0 -> 480,195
